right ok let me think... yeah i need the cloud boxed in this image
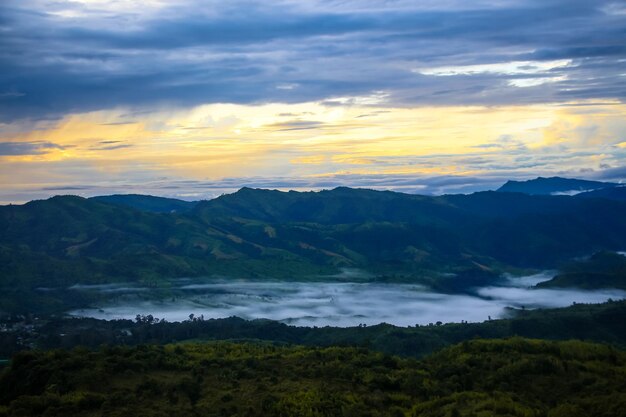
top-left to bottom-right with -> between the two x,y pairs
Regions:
0,141 -> 65,156
68,275 -> 626,326
591,166 -> 626,182
266,120 -> 326,131
0,0 -> 624,121
100,121 -> 137,126
90,143 -> 134,151
414,60 -> 573,77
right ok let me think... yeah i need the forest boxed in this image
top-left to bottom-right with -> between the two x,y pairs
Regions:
1,338 -> 625,416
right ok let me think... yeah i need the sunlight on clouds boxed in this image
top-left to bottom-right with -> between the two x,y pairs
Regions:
310,165 -> 467,178
292,155 -> 328,165
331,156 -> 381,165
3,113 -> 148,162
541,102 -> 626,147
1,100 -> 625,197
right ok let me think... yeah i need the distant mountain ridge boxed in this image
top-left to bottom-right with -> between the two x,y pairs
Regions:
78,176 -> 626,217
2,181 -> 626,313
497,176 -> 618,195
91,194 -> 198,213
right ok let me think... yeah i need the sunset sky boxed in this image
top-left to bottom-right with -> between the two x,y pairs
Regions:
1,0 -> 625,203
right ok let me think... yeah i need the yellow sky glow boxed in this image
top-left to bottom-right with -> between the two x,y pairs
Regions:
1,100 -> 625,195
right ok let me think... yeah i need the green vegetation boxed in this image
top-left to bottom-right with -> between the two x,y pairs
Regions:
2,188 -> 626,314
3,184 -> 625,416
2,300 -> 626,359
1,338 -> 625,416
538,251 -> 626,290
91,194 -> 198,213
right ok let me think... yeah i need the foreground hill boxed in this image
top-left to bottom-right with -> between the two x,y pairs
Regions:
1,338 -> 624,417
2,187 -> 626,313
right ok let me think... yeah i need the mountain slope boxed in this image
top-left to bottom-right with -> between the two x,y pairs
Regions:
194,186 -> 460,225
0,195 -> 327,287
91,194 -> 199,213
3,187 -> 626,313
196,187 -> 626,267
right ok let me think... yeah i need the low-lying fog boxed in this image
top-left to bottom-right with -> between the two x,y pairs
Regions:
68,271 -> 626,327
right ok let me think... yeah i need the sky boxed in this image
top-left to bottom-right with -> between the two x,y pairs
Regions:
1,0 -> 625,203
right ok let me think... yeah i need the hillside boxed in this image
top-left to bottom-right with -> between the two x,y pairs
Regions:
195,187 -> 626,269
91,194 -> 198,213
2,187 -> 626,313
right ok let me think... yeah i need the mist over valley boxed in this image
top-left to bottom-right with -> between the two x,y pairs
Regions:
66,271 -> 626,326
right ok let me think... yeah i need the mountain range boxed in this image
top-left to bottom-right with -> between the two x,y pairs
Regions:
1,177 -> 626,313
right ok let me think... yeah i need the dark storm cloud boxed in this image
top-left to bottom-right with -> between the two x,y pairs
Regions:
0,0 -> 625,121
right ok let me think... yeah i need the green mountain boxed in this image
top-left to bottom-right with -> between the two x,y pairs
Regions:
2,187 -> 626,313
91,194 -> 198,213
195,187 -> 626,268
0,194 -> 325,289
497,176 -> 616,195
